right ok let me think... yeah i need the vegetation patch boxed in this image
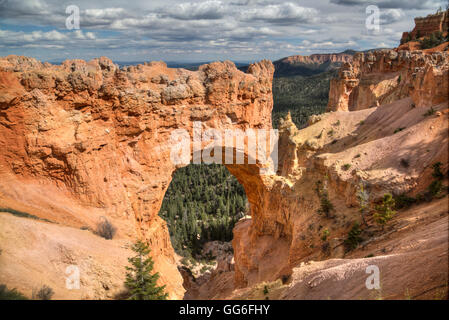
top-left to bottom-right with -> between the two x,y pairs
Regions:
271,70 -> 335,128
315,180 -> 334,218
123,240 -> 168,300
159,163 -> 246,258
393,162 -> 447,209
321,229 -> 330,241
0,207 -> 51,223
400,158 -> 410,168
95,217 -> 117,240
423,107 -> 436,116
344,222 -> 363,252
419,31 -> 448,49
32,285 -> 54,300
374,194 -> 396,230
0,284 -> 28,300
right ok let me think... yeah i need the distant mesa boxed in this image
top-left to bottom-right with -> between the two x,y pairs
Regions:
272,50 -> 355,77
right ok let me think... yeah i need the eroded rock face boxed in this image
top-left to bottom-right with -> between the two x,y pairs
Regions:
401,10 -> 449,44
0,55 -> 274,298
327,50 -> 449,111
280,53 -> 353,65
231,49 -> 448,290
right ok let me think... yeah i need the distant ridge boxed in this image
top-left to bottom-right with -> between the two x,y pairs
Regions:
272,50 -> 355,77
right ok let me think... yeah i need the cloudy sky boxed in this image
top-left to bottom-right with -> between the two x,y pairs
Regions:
0,0 -> 446,62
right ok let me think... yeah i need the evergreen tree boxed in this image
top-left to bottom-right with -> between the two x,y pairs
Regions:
125,239 -> 168,300
374,193 -> 396,230
357,182 -> 369,226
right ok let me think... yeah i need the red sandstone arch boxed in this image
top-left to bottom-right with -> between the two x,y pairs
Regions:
0,55 -> 275,298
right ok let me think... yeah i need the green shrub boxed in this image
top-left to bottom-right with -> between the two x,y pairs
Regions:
400,158 -> 410,168
420,31 -> 446,49
423,107 -> 436,116
0,208 -> 51,223
33,285 -> 54,300
357,182 -> 369,225
394,127 -> 406,134
0,284 -> 28,300
263,285 -> 269,295
374,193 -> 396,230
96,217 -> 117,240
427,180 -> 443,197
315,181 -> 334,218
344,222 -> 363,251
394,194 -> 416,209
432,162 -> 444,180
342,164 -> 351,171
321,229 -> 330,241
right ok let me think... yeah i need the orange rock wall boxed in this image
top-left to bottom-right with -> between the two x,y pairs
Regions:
401,10 -> 449,43
327,50 -> 449,111
0,55 -> 274,298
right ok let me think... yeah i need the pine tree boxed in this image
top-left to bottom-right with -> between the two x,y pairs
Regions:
125,239 -> 168,300
357,182 -> 369,226
374,193 -> 396,230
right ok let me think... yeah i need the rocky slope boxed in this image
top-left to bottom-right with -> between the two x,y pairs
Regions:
231,97 -> 448,288
186,49 -> 448,299
327,50 -> 448,111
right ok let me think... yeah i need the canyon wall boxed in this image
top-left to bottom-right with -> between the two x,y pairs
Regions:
401,10 -> 449,43
279,53 -> 353,65
0,55 -> 274,298
327,50 -> 449,111
273,51 -> 354,77
231,49 -> 448,289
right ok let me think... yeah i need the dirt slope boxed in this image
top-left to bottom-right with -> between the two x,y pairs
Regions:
224,196 -> 448,300
0,212 -> 133,299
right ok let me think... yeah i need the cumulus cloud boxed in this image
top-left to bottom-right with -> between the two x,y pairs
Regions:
162,1 -> 228,20
239,2 -> 318,24
0,28 -> 96,48
380,9 -> 405,24
330,0 -> 445,10
0,0 -> 445,61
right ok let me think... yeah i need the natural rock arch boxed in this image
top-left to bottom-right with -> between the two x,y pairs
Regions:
0,55 -> 276,298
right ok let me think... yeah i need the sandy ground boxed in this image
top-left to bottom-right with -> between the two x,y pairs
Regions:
0,212 -> 133,299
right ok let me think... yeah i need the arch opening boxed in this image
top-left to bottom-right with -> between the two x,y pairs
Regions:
158,163 -> 248,260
